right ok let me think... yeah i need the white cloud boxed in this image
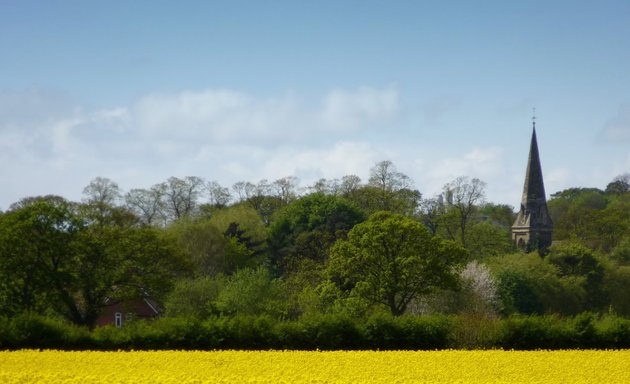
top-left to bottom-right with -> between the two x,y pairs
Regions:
391,146 -> 525,206
260,141 -> 379,183
5,85 -> 622,210
321,85 -> 400,131
0,86 -> 401,208
134,89 -> 254,140
427,147 -> 505,181
130,85 -> 399,145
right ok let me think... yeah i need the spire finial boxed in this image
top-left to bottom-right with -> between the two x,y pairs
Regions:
532,107 -> 536,129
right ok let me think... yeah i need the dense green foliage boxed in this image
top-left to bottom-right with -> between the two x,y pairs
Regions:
3,312 -> 630,350
1,165 -> 629,348
328,212 -> 466,316
0,196 -> 189,327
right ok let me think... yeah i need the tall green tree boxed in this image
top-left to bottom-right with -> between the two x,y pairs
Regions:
0,196 -> 81,317
548,187 -> 628,251
167,219 -> 250,276
268,193 -> 366,276
328,211 -> 467,316
214,267 -> 285,317
209,204 -> 268,259
546,242 -> 606,311
0,196 -> 189,327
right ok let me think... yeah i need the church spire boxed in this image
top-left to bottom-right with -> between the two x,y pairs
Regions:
521,123 -> 546,206
512,115 -> 553,252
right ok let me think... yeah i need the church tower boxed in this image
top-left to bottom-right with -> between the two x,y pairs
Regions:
512,117 -> 553,251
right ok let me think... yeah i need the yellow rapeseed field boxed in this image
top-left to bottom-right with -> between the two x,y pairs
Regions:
0,350 -> 628,383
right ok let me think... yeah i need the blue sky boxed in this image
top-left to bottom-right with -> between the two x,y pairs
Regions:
1,0 -> 629,210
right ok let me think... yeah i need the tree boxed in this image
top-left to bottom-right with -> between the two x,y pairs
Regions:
342,162 -> 420,217
207,180 -> 232,208
610,237 -> 630,265
125,186 -> 165,226
159,176 -> 205,221
68,224 -> 189,326
546,242 -> 606,311
489,252 -> 587,316
348,160 -> 421,216
442,176 -> 486,246
81,177 -> 131,227
0,196 -> 81,317
339,175 -> 362,195
490,253 -> 552,315
209,204 -> 268,259
232,179 -> 284,225
167,219 -> 231,276
479,203 -> 515,229
272,176 -> 301,204
82,177 -> 121,206
456,261 -> 499,315
164,276 -> 225,319
605,265 -> 630,317
368,160 -> 412,191
595,195 -> 630,252
548,187 -> 613,247
419,196 -> 445,235
605,173 -> 630,195
328,211 -> 467,316
214,267 -> 285,317
465,221 -> 513,259
0,195 -> 187,327
232,181 -> 255,202
268,193 -> 366,276
308,178 -> 341,195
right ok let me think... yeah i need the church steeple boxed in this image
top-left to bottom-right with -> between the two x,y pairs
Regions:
512,116 -> 553,252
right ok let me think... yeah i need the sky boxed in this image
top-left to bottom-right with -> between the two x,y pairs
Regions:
1,0 -> 629,210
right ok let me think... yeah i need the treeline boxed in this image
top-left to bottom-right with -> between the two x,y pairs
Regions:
3,312 -> 630,350
0,161 -> 629,334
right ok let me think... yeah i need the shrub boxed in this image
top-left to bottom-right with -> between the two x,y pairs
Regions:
220,315 -> 278,349
595,314 -> 630,349
451,313 -> 501,349
499,315 -> 576,349
7,312 -> 630,350
361,313 -> 452,350
282,313 -> 362,350
1,313 -> 91,350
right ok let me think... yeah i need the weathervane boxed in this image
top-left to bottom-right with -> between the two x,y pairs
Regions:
532,107 -> 536,128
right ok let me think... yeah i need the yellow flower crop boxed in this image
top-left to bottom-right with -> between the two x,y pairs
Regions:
1,350 -> 628,383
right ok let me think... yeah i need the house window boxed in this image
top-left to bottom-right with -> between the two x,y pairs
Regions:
126,312 -> 133,322
115,312 -> 123,328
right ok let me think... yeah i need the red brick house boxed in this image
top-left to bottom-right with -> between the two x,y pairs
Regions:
96,296 -> 161,328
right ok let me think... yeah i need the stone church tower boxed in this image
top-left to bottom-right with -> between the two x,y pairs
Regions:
511,120 -> 553,251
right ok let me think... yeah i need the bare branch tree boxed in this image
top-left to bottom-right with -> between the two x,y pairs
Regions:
232,181 -> 255,203
308,178 -> 342,195
443,176 -> 486,246
82,177 -> 121,206
125,186 -> 165,226
159,176 -> 205,221
368,160 -> 412,192
207,180 -> 231,208
605,173 -> 630,195
340,175 -> 362,195
272,176 -> 300,204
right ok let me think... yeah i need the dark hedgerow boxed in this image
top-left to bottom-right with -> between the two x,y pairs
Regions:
362,313 -> 452,350
278,313 -> 363,350
0,312 -> 91,350
4,312 -> 630,350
